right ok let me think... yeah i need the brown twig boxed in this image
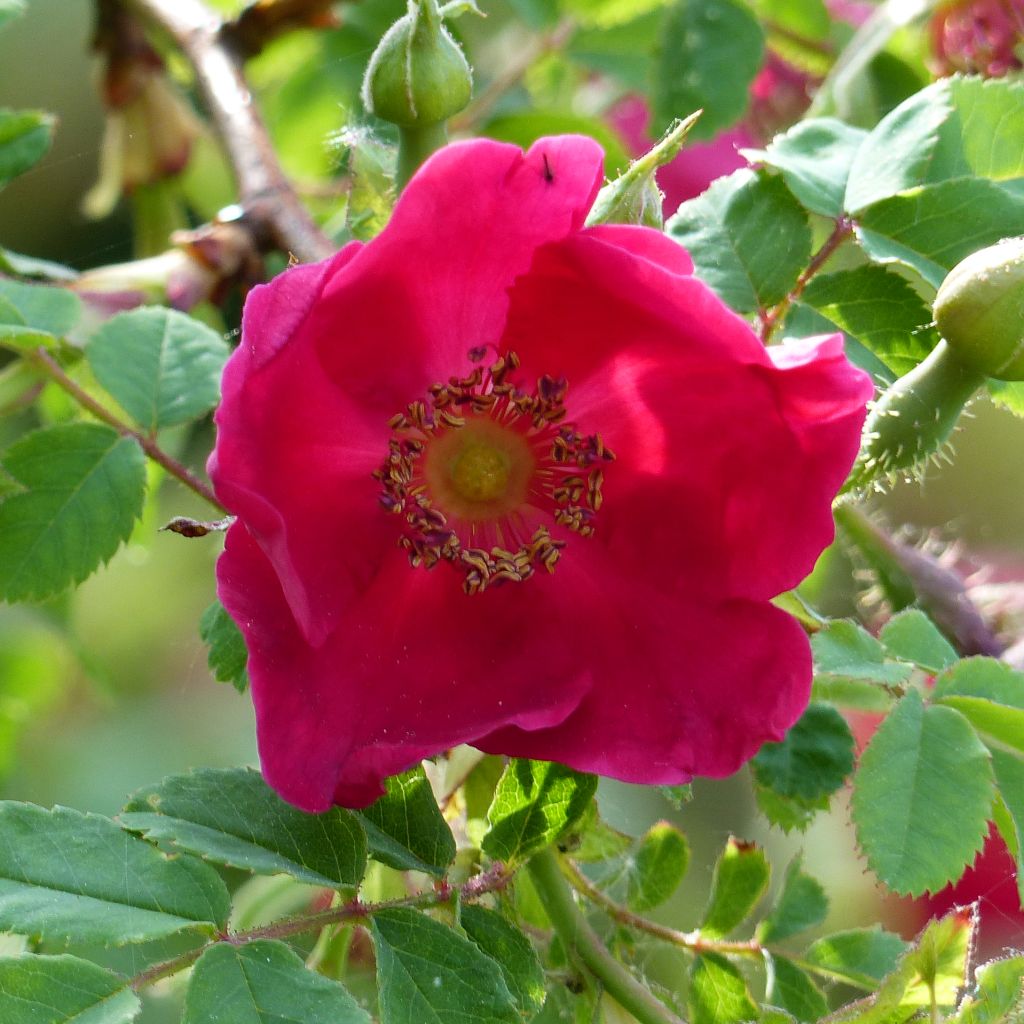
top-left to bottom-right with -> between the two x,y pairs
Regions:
29,348 -> 225,512
760,217 -> 853,343
124,0 -> 335,262
223,0 -> 339,59
130,862 -> 513,991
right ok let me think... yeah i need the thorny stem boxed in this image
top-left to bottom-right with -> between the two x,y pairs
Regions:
527,847 -> 686,1024
558,856 -> 878,992
759,218 -> 853,343
130,861 -> 513,991
835,504 -> 1003,657
449,18 -> 576,133
29,348 -> 225,512
123,0 -> 335,262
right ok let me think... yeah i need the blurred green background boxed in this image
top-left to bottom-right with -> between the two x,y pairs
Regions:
1,2 -> 1023,1018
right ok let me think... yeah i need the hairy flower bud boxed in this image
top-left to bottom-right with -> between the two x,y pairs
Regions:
586,112 -> 702,230
362,0 -> 474,128
934,236 -> 1024,381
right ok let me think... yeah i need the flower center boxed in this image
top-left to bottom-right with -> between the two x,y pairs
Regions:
374,349 -> 614,594
450,441 -> 511,503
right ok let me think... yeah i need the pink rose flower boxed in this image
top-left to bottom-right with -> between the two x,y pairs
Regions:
209,135 -> 872,810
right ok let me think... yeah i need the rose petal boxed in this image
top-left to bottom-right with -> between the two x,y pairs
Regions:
308,135 -> 605,419
505,231 -> 872,600
218,521 -> 591,811
476,573 -> 811,783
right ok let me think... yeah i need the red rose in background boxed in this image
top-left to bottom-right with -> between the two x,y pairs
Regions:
931,0 -> 1024,77
209,135 -> 872,811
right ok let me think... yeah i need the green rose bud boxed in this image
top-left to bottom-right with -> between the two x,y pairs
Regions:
362,0 -> 473,128
934,236 -> 1024,381
586,111 -> 701,231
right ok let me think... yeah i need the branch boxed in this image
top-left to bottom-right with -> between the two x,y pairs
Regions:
223,0 -> 339,59
559,856 -> 878,993
527,847 -> 685,1024
130,862 -> 513,991
760,218 -> 853,343
29,348 -> 225,512
124,0 -> 335,263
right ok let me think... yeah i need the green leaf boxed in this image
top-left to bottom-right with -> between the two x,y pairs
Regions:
768,957 -> 829,1023
811,619 -> 913,684
484,111 -> 631,175
0,954 -> 140,1024
199,600 -> 249,693
460,906 -> 545,1020
0,109 -> 54,188
753,783 -> 827,834
827,910 -> 974,1023
652,0 -> 764,141
804,927 -> 909,989
482,759 -> 597,866
87,308 -> 229,432
120,767 -> 367,889
372,908 -> 520,1024
933,658 -> 1024,754
338,128 -> 396,242
700,837 -> 769,938
752,702 -> 855,802
666,169 -> 812,313
852,689 -> 995,896
988,379 -> 1024,418
800,265 -> 939,378
954,955 -> 1024,1024
0,1 -> 26,31
856,178 -> 1024,289
0,277 -> 81,347
845,77 -> 1024,213
880,610 -> 958,673
688,953 -> 758,1024
0,424 -> 146,602
901,908 -> 975,1012
0,801 -> 229,945
757,857 -> 828,944
626,820 -> 689,911
183,940 -> 370,1024
989,749 -> 1024,908
948,76 -> 1024,180
743,118 -> 868,217
933,657 -> 1024,708
358,766 -> 456,877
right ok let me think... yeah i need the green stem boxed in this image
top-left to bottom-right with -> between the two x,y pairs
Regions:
131,861 -> 512,991
397,122 -> 449,190
847,340 -> 983,492
527,847 -> 684,1024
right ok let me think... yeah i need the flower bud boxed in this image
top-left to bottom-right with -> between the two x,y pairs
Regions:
362,0 -> 474,128
847,341 -> 983,492
586,111 -> 702,230
933,236 -> 1024,381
